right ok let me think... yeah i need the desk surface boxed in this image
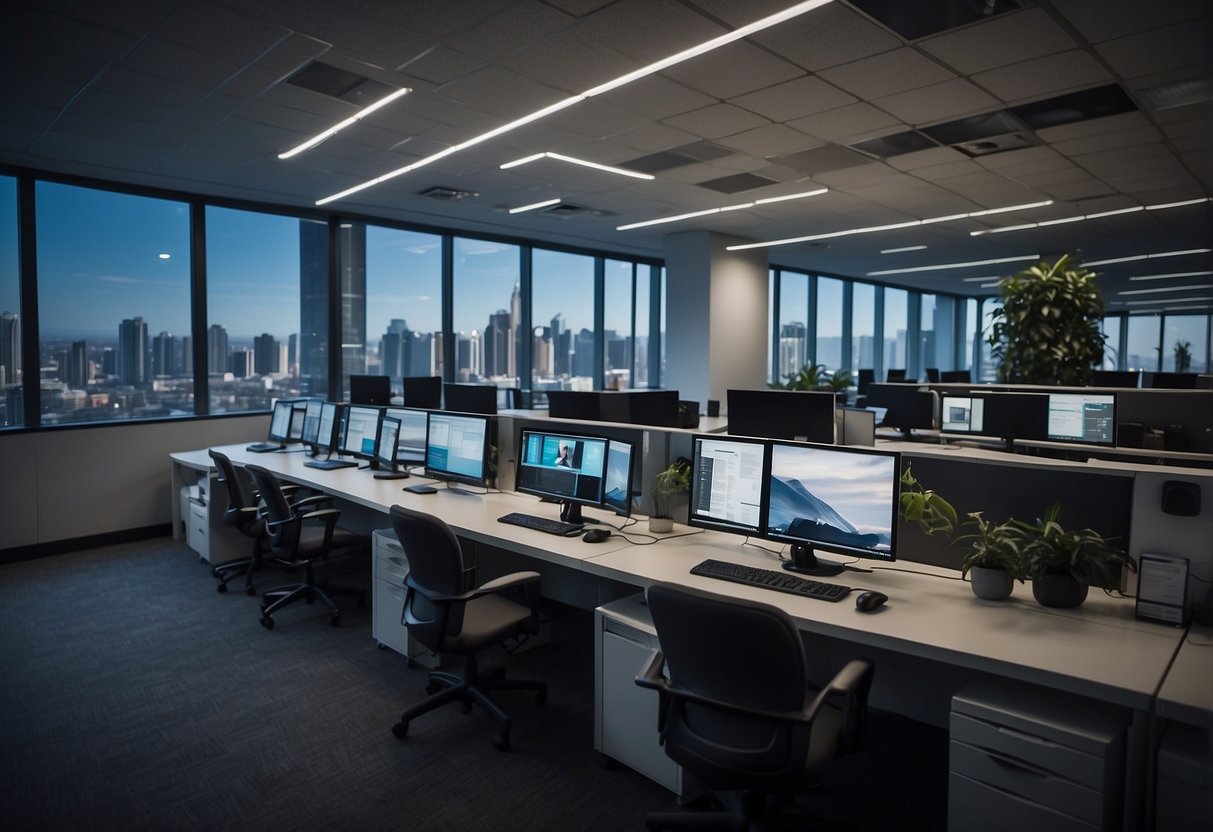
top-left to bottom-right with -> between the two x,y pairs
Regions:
176,443 -> 1187,714
1156,624 -> 1213,728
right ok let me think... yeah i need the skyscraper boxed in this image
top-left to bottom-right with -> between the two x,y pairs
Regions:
118,317 -> 147,386
253,333 -> 280,375
230,349 -> 253,378
572,328 -> 594,378
67,340 -> 88,388
299,218 -> 329,397
152,331 -> 177,377
207,324 -> 229,374
484,309 -> 511,378
338,223 -> 366,385
0,311 -> 19,386
379,319 -> 411,379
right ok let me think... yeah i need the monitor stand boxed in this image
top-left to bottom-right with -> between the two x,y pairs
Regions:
373,463 -> 410,480
782,544 -> 846,577
560,500 -> 589,525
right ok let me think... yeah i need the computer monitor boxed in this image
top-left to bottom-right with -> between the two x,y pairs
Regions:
939,370 -> 972,383
286,401 -> 307,442
315,402 -> 340,454
602,438 -> 635,517
266,400 -> 296,444
687,434 -> 767,537
1146,372 -> 1198,389
401,375 -> 443,409
371,417 -> 409,479
350,374 -> 391,406
546,390 -> 601,420
599,390 -> 681,427
1091,370 -> 1139,388
384,407 -> 427,463
1046,393 -> 1116,446
864,384 -> 936,435
726,389 -> 835,443
515,429 -> 609,524
425,411 -> 490,490
886,369 -> 907,382
981,392 -> 1049,445
443,382 -> 497,414
340,405 -> 382,459
764,442 -> 899,576
939,394 -> 986,434
300,398 -> 323,445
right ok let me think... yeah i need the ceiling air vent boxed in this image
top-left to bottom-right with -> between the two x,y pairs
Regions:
539,203 -> 589,217
418,186 -> 478,201
284,60 -> 396,105
953,132 -> 1037,157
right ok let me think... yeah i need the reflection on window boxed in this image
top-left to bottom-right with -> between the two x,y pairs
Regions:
979,298 -> 1002,381
1,176 -> 19,427
777,270 -> 808,379
816,276 -> 843,370
365,226 -> 443,393
1101,316 -> 1122,370
1125,315 -> 1161,372
635,267 -> 652,388
883,287 -> 908,377
206,206 -> 321,412
35,182 -> 191,424
452,237 -> 520,389
851,283 -> 875,375
532,248 -> 595,393
962,298 -> 977,371
1163,314 -> 1208,373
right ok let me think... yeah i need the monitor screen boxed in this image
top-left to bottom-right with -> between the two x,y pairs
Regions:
1091,370 -> 1139,388
688,435 -> 767,536
1047,393 -> 1116,446
350,374 -> 391,406
516,430 -> 609,515
443,383 -> 497,414
939,370 -> 972,383
374,416 -> 400,471
286,402 -> 306,441
940,395 -> 985,434
546,390 -> 600,420
300,398 -> 324,445
267,400 -> 295,443
603,439 -> 635,517
341,405 -> 382,458
764,442 -> 899,568
981,392 -> 1049,442
864,384 -> 936,433
385,407 -> 428,462
402,375 -> 443,409
425,411 -> 490,487
315,402 -> 339,453
599,390 -> 680,427
726,389 -> 835,443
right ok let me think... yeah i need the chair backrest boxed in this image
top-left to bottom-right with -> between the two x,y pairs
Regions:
245,464 -> 302,554
925,367 -> 940,383
208,449 -> 258,533
389,505 -> 472,650
857,369 -> 875,395
886,368 -> 907,382
646,583 -> 815,790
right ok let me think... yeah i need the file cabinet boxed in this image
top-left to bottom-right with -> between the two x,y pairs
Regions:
371,529 -> 438,668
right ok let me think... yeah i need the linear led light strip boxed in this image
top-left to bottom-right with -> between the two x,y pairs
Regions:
1129,270 -> 1213,281
500,151 -> 653,180
509,198 -> 562,214
278,86 -> 413,159
314,0 -> 836,206
1124,297 -> 1212,305
969,198 -> 1213,237
867,254 -> 1041,277
1084,247 -> 1211,266
1118,283 -> 1213,296
617,188 -> 829,231
726,200 -> 1053,251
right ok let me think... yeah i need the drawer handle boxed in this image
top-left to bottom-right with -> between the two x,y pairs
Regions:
995,725 -> 1061,750
983,748 -> 1054,781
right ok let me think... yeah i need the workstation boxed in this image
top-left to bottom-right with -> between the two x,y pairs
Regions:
2,1 -> 1212,829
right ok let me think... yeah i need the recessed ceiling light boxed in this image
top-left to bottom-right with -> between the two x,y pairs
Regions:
157,253 -> 171,260
868,255 -> 1040,277
500,151 -> 654,180
1119,284 -> 1213,296
970,198 -> 1212,236
509,198 -> 562,214
1084,248 -> 1212,266
316,0 -> 836,205
279,86 -> 412,160
961,275 -> 1001,282
617,188 -> 827,231
729,200 -> 1051,250
880,246 -> 927,254
1129,271 -> 1213,281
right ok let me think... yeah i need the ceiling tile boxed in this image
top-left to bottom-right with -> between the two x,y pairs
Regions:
787,103 -> 903,143
445,1 -> 575,62
596,74 -> 717,120
503,33 -> 634,93
715,123 -> 820,158
1050,126 -> 1166,158
971,50 -> 1112,105
872,78 -> 1000,126
1048,0 -> 1206,44
819,48 -> 957,101
661,103 -> 769,140
661,40 -> 803,99
570,0 -> 726,65
728,75 -> 857,123
1034,111 -> 1149,143
398,46 -> 489,86
610,122 -> 700,152
435,66 -> 568,118
886,146 -> 969,171
918,8 -> 1079,75
1095,21 -> 1211,79
751,2 -> 901,72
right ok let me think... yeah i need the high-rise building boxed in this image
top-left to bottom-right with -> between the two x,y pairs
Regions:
253,333 -> 280,375
67,340 -> 89,388
118,317 -> 148,386
207,324 -> 229,374
152,331 -> 177,377
550,314 -> 570,377
484,309 -> 511,378
509,283 -> 522,378
287,333 -> 298,377
230,349 -> 253,378
181,336 -> 193,376
338,223 -> 366,386
299,218 -> 329,397
0,311 -> 20,386
379,319 -> 411,379
779,322 -> 807,378
572,328 -> 595,378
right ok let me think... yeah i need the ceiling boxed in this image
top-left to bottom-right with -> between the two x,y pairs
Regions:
2,0 -> 1211,312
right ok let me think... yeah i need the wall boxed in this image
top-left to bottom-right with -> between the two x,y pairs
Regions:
0,415 -> 266,552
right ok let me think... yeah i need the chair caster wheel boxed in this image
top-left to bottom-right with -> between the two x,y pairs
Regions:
492,733 -> 511,752
260,615 -> 274,630
536,689 -> 548,706
217,583 -> 228,594
330,615 -> 341,627
391,721 -> 409,739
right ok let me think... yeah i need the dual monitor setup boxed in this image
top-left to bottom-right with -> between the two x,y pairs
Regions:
688,434 -> 900,578
515,428 -> 635,523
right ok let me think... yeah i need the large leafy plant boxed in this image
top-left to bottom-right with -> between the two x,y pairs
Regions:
1017,502 -> 1136,587
651,458 -> 691,519
986,254 -> 1106,386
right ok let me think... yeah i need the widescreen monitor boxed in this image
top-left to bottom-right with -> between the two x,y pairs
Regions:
425,411 -> 490,490
602,439 -> 635,517
267,400 -> 296,443
939,370 -> 972,383
764,442 -> 899,576
443,383 -> 498,414
401,375 -> 443,409
315,402 -> 339,454
726,389 -> 835,443
1091,370 -> 1139,388
547,390 -> 601,420
340,405 -> 382,459
981,392 -> 1049,445
515,429 -> 609,523
372,417 -> 409,479
300,398 -> 324,446
687,434 -> 767,537
940,395 -> 985,434
350,374 -> 391,406
1046,393 -> 1116,446
864,384 -> 936,435
599,390 -> 681,427
385,407 -> 428,462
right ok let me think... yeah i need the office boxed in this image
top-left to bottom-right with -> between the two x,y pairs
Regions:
1,1 -> 1211,828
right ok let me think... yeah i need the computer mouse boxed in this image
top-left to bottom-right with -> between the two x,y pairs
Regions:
582,528 -> 612,543
854,591 -> 888,612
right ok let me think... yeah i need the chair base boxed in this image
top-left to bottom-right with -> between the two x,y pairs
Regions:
259,578 -> 365,628
392,655 -> 546,750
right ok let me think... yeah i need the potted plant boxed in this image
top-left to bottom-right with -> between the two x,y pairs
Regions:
1018,502 -> 1136,609
826,368 -> 853,403
986,254 -> 1107,386
769,362 -> 826,391
1174,340 -> 1192,373
649,457 -> 691,533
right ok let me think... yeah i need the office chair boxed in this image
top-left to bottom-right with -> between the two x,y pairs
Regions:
856,369 -> 874,396
939,370 -> 972,383
244,464 -> 367,629
636,583 -> 875,831
925,367 -> 940,383
388,504 -> 546,751
208,449 -> 274,595
886,368 -> 907,382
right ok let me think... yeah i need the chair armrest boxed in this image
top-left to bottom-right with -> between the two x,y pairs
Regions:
473,571 -> 541,597
806,658 -> 874,753
291,494 -> 333,511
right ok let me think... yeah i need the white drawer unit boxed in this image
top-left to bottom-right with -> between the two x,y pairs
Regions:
371,529 -> 437,668
949,679 -> 1129,831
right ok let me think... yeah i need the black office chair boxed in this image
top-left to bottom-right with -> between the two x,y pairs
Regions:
636,583 -> 875,831
856,369 -> 874,396
388,504 -> 546,751
208,449 -> 272,595
925,367 -> 940,383
886,368 -> 907,382
244,464 -> 367,629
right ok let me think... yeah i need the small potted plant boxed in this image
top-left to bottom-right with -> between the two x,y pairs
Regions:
649,458 -> 691,533
955,512 -> 1025,601
1174,340 -> 1192,373
1018,502 -> 1136,609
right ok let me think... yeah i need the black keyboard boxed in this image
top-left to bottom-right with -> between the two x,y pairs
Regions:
690,559 -> 851,602
303,458 -> 357,470
497,512 -> 583,537
246,442 -> 283,453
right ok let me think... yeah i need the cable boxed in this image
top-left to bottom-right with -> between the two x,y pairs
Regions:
867,565 -> 966,582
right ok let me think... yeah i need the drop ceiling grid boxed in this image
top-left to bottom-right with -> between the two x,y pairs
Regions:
968,49 -> 1113,104
750,2 -> 902,73
442,0 -> 577,64
817,47 -> 958,101
916,7 -> 1081,75
659,39 -> 805,100
871,77 -> 1001,126
727,75 -> 859,123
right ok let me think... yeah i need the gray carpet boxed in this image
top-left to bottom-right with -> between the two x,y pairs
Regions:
0,538 -> 947,831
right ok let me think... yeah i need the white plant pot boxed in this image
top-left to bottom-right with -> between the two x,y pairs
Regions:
648,517 -> 674,534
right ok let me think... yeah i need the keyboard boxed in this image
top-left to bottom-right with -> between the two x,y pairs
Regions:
690,559 -> 851,602
497,512 -> 584,537
303,458 -> 357,470
246,442 -> 282,453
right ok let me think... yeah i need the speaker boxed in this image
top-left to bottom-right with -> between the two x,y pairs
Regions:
706,399 -> 720,418
1162,480 -> 1201,517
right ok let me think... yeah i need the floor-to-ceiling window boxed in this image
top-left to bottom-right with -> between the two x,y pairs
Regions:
206,206 -> 317,412
883,287 -> 908,377
1163,314 -> 1209,373
978,298 -> 1002,381
777,270 -> 809,379
364,226 -> 443,391
1101,315 -> 1123,370
962,298 -> 978,372
816,276 -> 843,371
452,237 -> 520,389
0,176 -> 19,427
604,259 -> 633,389
634,266 -> 652,388
851,283 -> 875,375
531,248 -> 595,392
35,182 -> 192,424
1126,315 -> 1162,371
